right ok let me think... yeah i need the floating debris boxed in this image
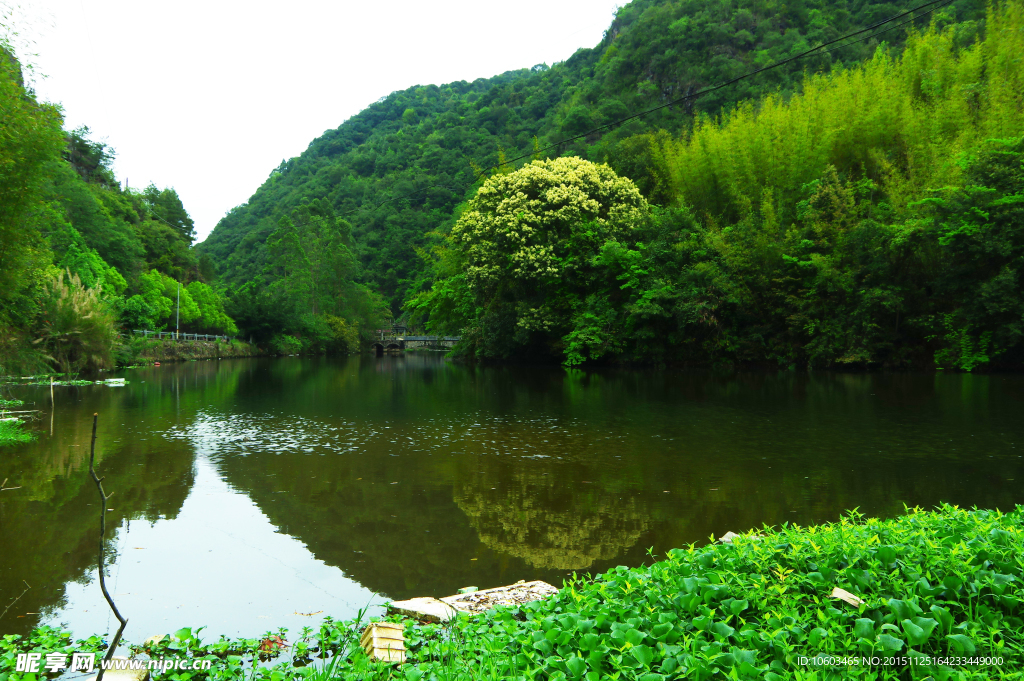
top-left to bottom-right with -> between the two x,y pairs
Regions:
830,587 -> 865,606
258,634 -> 288,656
718,531 -> 763,544
388,580 -> 558,622
387,596 -> 459,623
359,622 -> 405,663
440,580 -> 558,615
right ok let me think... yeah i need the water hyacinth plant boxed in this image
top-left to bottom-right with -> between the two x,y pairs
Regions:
3,505 -> 1021,680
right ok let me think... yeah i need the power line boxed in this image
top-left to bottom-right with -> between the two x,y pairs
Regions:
810,0 -> 957,60
345,0 -> 955,217
496,0 -> 955,170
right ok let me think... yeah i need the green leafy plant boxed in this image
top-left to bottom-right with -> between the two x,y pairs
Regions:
12,505 -> 1021,681
35,270 -> 119,374
0,419 -> 34,445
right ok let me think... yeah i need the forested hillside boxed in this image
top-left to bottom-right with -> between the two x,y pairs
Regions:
0,45 -> 240,374
412,0 -> 1024,369
199,0 -> 983,313
7,0 -> 1018,372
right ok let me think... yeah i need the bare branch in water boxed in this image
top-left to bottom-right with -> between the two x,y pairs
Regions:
0,580 -> 30,620
89,413 -> 128,681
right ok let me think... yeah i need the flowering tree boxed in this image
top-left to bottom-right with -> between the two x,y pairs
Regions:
415,157 -> 649,361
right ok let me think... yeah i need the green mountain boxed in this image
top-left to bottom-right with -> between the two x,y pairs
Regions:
408,0 -> 1024,369
199,0 -> 982,312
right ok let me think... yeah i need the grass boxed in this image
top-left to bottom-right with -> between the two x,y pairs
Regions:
2,505 -> 1022,680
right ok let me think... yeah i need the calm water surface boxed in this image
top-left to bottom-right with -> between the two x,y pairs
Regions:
1,355 -> 1022,643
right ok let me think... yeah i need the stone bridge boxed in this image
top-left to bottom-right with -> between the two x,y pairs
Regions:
372,335 -> 461,355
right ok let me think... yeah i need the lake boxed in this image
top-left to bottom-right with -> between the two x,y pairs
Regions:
1,354 -> 1022,644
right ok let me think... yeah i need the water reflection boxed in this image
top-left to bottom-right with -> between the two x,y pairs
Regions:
1,355 -> 1022,642
453,463 -> 650,570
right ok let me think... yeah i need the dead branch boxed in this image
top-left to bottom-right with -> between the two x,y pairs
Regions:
0,580 -> 30,620
88,413 -> 128,681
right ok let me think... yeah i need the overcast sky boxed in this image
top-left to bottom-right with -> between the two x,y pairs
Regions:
4,0 -> 622,242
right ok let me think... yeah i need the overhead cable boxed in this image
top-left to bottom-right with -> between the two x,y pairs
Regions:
347,0 -> 956,216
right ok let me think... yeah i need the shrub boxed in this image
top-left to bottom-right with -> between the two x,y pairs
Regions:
0,419 -> 35,445
269,334 -> 303,355
324,314 -> 360,354
36,270 -> 118,374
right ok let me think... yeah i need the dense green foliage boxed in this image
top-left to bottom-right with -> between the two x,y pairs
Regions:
407,158 -> 651,362
417,2 -> 1024,368
224,199 -> 387,351
1,626 -> 106,674
35,270 -> 119,374
0,420 -> 34,446
199,0 -> 983,314
10,505 -> 1020,679
6,0 -> 1020,367
0,41 -> 247,372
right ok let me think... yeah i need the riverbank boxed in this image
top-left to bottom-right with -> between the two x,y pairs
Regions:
4,504 -> 1020,679
116,337 -> 264,365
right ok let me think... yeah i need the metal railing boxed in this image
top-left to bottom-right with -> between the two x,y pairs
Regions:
396,336 -> 462,342
130,330 -> 235,342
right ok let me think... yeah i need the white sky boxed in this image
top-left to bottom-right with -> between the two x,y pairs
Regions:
3,0 -> 622,242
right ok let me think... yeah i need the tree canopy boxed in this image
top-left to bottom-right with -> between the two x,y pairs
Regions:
412,2 -> 1024,369
198,0 -> 985,313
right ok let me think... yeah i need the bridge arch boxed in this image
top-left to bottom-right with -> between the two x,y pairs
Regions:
372,342 -> 384,356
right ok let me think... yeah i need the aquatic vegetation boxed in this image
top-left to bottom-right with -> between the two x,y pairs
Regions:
6,505 -> 1019,680
0,626 -> 106,673
387,505 -> 1024,679
0,420 -> 34,446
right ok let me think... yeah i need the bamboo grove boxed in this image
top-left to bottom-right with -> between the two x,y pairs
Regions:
410,1 -> 1024,369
